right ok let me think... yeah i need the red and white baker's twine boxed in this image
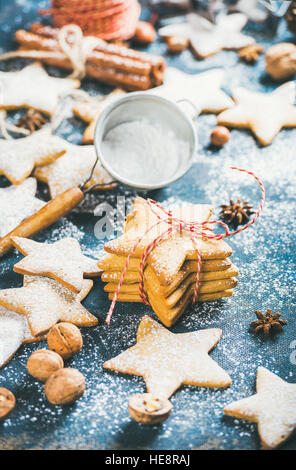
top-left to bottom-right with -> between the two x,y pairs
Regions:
105,167 -> 265,324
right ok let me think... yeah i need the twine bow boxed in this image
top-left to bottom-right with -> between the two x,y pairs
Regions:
58,24 -> 105,80
106,167 -> 265,324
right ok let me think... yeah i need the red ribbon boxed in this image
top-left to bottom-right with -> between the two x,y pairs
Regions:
106,167 -> 265,324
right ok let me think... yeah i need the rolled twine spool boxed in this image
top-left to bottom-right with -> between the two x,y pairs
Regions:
40,0 -> 141,40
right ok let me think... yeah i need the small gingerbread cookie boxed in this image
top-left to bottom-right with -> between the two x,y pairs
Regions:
0,128 -> 66,184
104,315 -> 231,398
217,82 -> 296,146
0,178 -> 45,238
224,367 -> 296,450
12,236 -> 100,293
159,13 -> 254,59
0,62 -> 80,115
147,67 -> 233,118
35,142 -> 115,197
73,89 -> 126,144
0,276 -> 97,336
0,307 -> 46,368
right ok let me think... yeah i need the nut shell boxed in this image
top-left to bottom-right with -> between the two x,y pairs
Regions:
44,368 -> 85,405
47,322 -> 83,359
27,349 -> 64,381
0,387 -> 15,420
128,393 -> 173,425
211,126 -> 230,146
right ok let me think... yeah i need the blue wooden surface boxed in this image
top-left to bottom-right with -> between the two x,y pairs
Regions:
0,0 -> 295,450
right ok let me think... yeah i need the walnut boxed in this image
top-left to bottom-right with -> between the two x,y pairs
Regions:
27,349 -> 64,382
47,323 -> 83,359
128,393 -> 173,425
44,368 -> 85,405
211,126 -> 230,146
0,387 -> 15,420
166,36 -> 189,53
266,43 -> 296,80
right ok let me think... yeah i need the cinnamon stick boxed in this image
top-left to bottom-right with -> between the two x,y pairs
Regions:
14,26 -> 165,90
0,187 -> 84,258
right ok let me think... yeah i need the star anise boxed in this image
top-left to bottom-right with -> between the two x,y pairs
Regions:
250,308 -> 288,337
220,199 -> 254,228
16,109 -> 49,133
238,44 -> 264,64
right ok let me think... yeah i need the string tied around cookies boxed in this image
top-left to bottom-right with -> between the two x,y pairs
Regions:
105,167 -> 265,324
0,24 -> 104,80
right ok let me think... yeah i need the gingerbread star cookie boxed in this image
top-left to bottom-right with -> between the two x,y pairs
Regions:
73,89 -> 126,144
159,13 -> 254,59
12,236 -> 101,293
0,178 -> 45,238
35,142 -> 115,198
224,367 -> 296,449
148,67 -> 233,117
0,128 -> 67,184
105,197 -> 232,285
0,62 -> 80,115
0,307 -> 45,368
217,82 -> 296,145
0,276 -> 97,336
104,316 -> 231,399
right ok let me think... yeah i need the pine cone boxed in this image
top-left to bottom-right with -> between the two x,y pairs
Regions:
286,0 -> 296,35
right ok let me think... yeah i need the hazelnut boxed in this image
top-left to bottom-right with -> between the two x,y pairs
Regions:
44,368 -> 85,405
128,393 -> 173,425
166,36 -> 189,54
27,349 -> 64,381
134,21 -> 156,45
265,43 -> 296,80
47,323 -> 83,359
211,126 -> 230,146
0,387 -> 15,420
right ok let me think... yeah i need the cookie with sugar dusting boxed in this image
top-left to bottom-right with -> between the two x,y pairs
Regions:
224,367 -> 296,449
73,89 -> 126,144
159,13 -> 254,59
0,276 -> 97,336
218,82 -> 296,146
98,253 -> 232,273
12,236 -> 101,294
147,67 -> 233,118
0,178 -> 45,238
104,197 -> 232,285
0,307 -> 46,369
35,142 -> 116,198
0,128 -> 66,184
0,62 -> 80,115
104,315 -> 232,398
102,262 -> 238,293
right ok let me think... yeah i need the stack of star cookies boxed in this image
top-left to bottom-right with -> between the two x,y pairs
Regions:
98,197 -> 239,326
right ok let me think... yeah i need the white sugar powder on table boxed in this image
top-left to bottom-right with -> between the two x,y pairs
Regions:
101,119 -> 190,186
